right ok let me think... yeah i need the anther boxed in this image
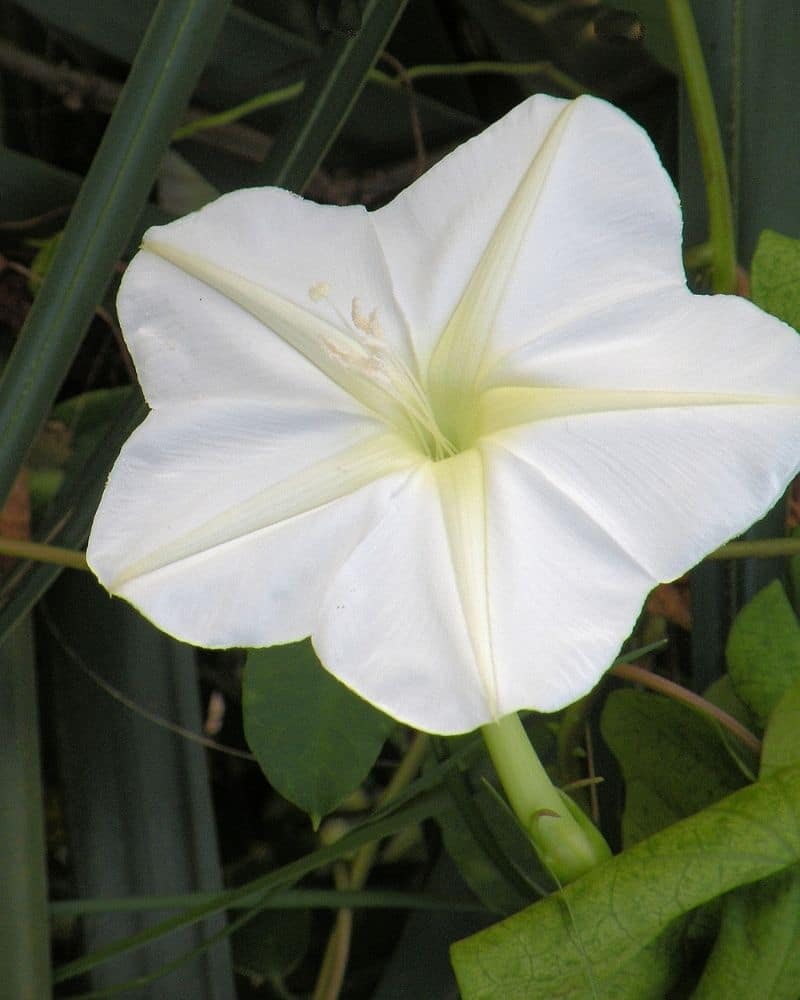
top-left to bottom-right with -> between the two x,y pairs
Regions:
308,282 -> 330,302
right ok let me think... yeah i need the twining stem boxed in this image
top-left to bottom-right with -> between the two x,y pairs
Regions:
174,60 -> 586,143
666,0 -> 736,293
312,733 -> 430,1000
611,662 -> 761,753
481,713 -> 610,884
0,536 -> 89,571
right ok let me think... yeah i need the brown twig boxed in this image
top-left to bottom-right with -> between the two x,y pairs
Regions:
611,661 -> 761,753
583,722 -> 600,824
379,52 -> 427,178
311,733 -> 430,1000
0,38 -> 452,208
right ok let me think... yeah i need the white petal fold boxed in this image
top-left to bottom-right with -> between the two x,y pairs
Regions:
88,402 -> 418,647
484,285 -> 800,398
127,185 -> 421,391
373,94 -> 683,375
314,463 -> 494,734
493,404 -> 800,585
481,440 -> 655,714
118,252 -> 367,415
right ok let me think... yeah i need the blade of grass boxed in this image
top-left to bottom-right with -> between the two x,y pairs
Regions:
0,617 -> 51,997
53,787 -> 447,984
0,0 -> 230,508
50,889 -> 484,916
255,0 -> 409,191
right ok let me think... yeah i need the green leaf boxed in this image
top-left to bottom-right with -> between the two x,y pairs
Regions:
761,677 -> 800,779
232,908 -> 309,983
243,641 -> 395,826
255,0 -> 409,191
0,0 -> 230,507
600,689 -> 744,845
751,229 -> 800,331
692,869 -> 800,999
726,580 -> 800,726
437,786 -> 539,916
703,674 -> 758,731
451,763 -> 800,999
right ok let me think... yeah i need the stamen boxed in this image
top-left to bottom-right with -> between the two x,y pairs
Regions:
312,282 -> 456,459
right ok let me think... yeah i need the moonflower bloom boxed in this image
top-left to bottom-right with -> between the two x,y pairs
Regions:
88,94 -> 800,734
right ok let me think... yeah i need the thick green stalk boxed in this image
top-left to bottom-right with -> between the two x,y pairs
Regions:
667,0 -> 736,293
481,714 -> 610,884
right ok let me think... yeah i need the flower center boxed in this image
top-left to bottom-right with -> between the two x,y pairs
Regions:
309,284 -> 458,461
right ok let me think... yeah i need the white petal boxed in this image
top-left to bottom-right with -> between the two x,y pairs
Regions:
493,404 -> 800,586
482,441 -> 655,713
314,461 -> 494,734
88,401 -> 417,646
485,285 -> 800,398
118,253 -> 366,414
372,94 -> 682,373
131,186 -> 419,384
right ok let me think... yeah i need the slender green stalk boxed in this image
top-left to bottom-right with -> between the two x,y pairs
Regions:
481,713 -> 610,884
667,0 -> 736,293
376,59 -> 586,96
173,81 -> 304,140
0,537 -> 89,571
709,538 -> 800,560
173,59 -> 586,146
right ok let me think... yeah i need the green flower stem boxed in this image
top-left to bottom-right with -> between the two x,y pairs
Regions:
666,0 -> 736,293
481,713 -> 610,884
0,537 -> 88,571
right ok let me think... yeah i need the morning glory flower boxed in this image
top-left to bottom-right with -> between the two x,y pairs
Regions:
87,94 -> 800,735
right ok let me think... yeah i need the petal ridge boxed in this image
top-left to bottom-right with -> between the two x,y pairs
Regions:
91,431 -> 418,590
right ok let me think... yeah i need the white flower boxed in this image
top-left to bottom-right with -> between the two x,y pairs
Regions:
87,94 -> 800,734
